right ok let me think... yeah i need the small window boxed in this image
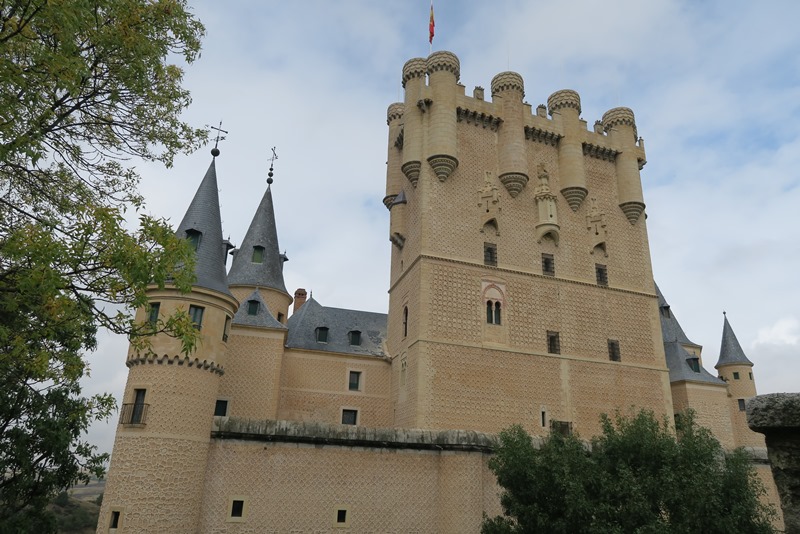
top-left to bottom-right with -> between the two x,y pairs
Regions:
595,264 -> 608,286
123,388 -> 147,425
342,409 -> 358,425
403,307 -> 408,337
337,509 -> 347,524
222,317 -> 231,342
486,301 -> 502,325
316,327 -> 329,343
541,410 -> 547,428
251,246 -> 265,263
277,312 -> 284,323
542,254 -> 555,276
348,371 -> 361,391
189,305 -> 204,329
348,330 -> 361,346
148,302 -> 160,325
231,499 -> 244,518
214,399 -> 228,417
547,331 -> 561,354
608,339 -> 620,362
733,372 -> 740,380
185,229 -> 202,251
110,511 -> 121,529
660,306 -> 671,318
749,372 -> 753,380
687,358 -> 700,373
484,242 -> 497,266
738,399 -> 746,411
551,420 -> 572,436
247,300 -> 259,316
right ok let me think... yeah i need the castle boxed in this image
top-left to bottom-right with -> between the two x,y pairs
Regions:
97,52 -> 781,532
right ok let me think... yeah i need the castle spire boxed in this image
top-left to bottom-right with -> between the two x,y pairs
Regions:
716,313 -> 754,368
227,153 -> 289,294
175,153 -> 233,297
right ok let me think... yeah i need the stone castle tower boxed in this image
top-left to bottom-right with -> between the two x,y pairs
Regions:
98,52 -> 781,533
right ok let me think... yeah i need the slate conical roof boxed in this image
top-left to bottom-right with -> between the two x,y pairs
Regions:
227,185 -> 288,294
232,289 -> 286,329
175,158 -> 233,298
716,314 -> 754,368
655,282 -> 697,346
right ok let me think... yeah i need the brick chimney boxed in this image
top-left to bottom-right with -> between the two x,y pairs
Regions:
293,288 -> 307,315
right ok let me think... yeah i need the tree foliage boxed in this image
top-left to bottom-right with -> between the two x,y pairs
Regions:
0,0 -> 207,528
484,410 -> 777,534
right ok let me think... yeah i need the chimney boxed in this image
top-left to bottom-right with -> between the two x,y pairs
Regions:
293,288 -> 307,315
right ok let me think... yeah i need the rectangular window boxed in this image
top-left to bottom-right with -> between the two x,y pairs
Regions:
547,331 -> 561,354
608,339 -> 620,362
484,242 -> 497,266
189,305 -> 204,329
316,327 -> 329,343
348,330 -> 361,346
247,300 -> 259,315
337,509 -> 347,523
595,264 -> 608,286
348,371 -> 361,391
542,254 -> 555,276
749,372 -> 753,380
222,317 -> 231,342
121,388 -> 148,425
738,399 -> 746,411
251,246 -> 265,263
214,399 -> 228,417
687,358 -> 700,373
231,499 -> 244,518
551,420 -> 572,436
148,302 -> 160,325
541,410 -> 547,428
341,409 -> 358,425
110,511 -> 121,529
733,371 -> 740,380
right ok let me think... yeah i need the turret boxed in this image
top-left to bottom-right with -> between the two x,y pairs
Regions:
601,107 -> 646,224
227,164 -> 292,323
98,150 -> 239,533
401,57 -> 426,187
384,102 -> 405,208
548,90 -> 588,211
492,71 -> 528,197
715,313 -> 763,448
425,51 -> 460,181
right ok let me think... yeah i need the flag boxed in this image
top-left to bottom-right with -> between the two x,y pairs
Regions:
429,2 -> 435,44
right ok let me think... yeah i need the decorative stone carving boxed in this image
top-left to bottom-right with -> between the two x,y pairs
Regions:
428,154 -> 458,182
524,126 -> 561,146
499,172 -> 528,198
456,107 -> 502,131
417,98 -> 433,113
582,142 -> 620,162
387,102 -> 405,125
382,195 -> 397,210
601,106 -> 638,142
394,129 -> 404,149
547,89 -> 581,116
586,197 -> 607,239
561,186 -> 588,212
401,161 -> 421,187
478,172 -> 501,219
620,201 -> 645,225
426,51 -> 460,81
533,164 -> 560,244
490,71 -> 525,98
401,57 -> 427,88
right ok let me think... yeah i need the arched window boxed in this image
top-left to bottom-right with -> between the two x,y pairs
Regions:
486,301 -> 493,324
486,300 -> 502,324
494,301 -> 501,325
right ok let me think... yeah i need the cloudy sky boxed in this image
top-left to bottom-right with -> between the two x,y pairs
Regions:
83,0 -> 800,455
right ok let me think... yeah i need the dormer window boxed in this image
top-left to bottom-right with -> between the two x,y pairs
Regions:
251,246 -> 265,263
316,327 -> 329,343
687,357 -> 700,373
247,300 -> 259,315
660,306 -> 671,318
185,229 -> 202,251
348,330 -> 361,346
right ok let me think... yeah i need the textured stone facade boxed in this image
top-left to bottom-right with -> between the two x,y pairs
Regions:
99,52 -> 781,533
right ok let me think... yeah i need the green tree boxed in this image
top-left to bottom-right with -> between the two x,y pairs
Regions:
0,0 -> 207,529
484,410 -> 777,534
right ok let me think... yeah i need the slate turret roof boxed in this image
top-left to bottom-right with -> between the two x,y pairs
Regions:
716,314 -> 754,368
227,185 -> 288,294
655,282 -> 698,347
286,297 -> 387,357
175,158 -> 233,298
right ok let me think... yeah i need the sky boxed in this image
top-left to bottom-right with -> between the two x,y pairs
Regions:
82,0 -> 800,456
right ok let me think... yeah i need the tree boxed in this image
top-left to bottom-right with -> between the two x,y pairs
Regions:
483,410 -> 777,534
0,0 -> 207,529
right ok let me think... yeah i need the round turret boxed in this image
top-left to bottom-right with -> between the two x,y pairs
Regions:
491,71 -> 525,98
402,57 -> 427,87
426,50 -> 460,81
387,102 -> 405,125
602,106 -> 638,142
547,89 -> 581,116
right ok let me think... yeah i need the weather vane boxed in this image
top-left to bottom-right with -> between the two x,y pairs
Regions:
210,121 -> 228,157
267,147 -> 278,184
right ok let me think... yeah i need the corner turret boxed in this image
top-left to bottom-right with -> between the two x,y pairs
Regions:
492,71 -> 528,197
601,107 -> 646,224
548,89 -> 588,211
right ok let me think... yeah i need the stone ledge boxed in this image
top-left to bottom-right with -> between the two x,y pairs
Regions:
212,418 -> 498,452
747,393 -> 800,432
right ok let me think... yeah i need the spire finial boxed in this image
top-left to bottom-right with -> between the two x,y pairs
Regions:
210,121 -> 228,157
723,310 -> 727,316
267,147 -> 278,185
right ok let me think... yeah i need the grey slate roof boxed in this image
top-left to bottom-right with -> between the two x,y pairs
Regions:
227,185 -> 288,294
663,342 -> 725,385
655,282 -> 698,346
232,289 -> 286,330
286,297 -> 387,357
175,159 -> 233,298
716,315 -> 753,368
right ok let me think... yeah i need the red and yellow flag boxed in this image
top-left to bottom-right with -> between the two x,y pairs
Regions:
429,1 -> 435,44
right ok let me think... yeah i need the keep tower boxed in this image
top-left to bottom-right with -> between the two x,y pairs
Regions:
385,51 -> 672,437
98,153 -> 238,533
